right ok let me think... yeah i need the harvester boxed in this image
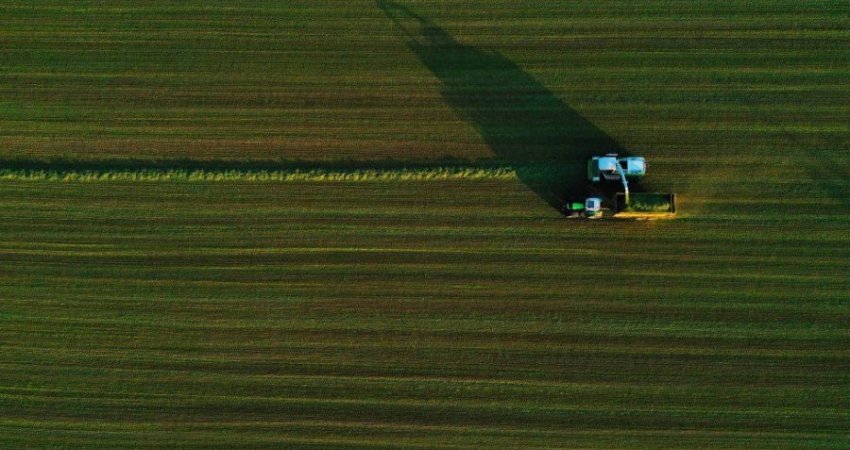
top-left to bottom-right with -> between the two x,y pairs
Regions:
587,154 -> 645,205
565,153 -> 676,219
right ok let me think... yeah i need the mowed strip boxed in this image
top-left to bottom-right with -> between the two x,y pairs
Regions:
0,166 -> 517,183
0,180 -> 847,448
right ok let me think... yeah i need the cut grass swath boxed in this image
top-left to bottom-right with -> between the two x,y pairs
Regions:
0,167 -> 518,183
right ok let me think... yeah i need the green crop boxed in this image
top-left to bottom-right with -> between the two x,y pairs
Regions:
623,194 -> 674,213
0,167 -> 518,183
625,201 -> 672,212
1,179 -> 848,449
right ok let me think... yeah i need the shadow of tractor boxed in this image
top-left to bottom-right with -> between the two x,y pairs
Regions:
377,0 -> 643,210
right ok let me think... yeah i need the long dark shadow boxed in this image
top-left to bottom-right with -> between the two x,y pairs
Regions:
808,151 -> 850,205
377,0 -> 642,209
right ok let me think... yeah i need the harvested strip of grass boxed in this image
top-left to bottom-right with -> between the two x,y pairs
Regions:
0,166 -> 518,183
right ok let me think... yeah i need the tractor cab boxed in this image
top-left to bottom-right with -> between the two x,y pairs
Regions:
584,197 -> 602,218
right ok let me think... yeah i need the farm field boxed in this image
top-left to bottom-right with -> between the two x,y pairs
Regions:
1,0 -> 849,448
2,0 -> 848,167
0,179 -> 848,448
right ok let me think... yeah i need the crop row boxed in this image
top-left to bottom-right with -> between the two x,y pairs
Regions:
1,179 -> 847,448
0,167 -> 518,183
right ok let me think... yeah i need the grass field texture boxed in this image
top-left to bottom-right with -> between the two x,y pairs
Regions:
3,0 -> 848,164
1,0 -> 849,448
1,179 -> 848,448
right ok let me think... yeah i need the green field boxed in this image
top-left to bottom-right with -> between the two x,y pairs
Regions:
2,179 -> 847,448
1,0 -> 849,448
4,1 -> 849,165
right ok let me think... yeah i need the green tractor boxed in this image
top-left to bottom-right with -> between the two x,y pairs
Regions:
562,197 -> 603,219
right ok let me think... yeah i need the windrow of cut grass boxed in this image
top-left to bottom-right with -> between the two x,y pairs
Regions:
0,166 -> 517,183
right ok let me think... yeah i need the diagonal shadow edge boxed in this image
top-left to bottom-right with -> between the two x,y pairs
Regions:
377,0 -> 644,210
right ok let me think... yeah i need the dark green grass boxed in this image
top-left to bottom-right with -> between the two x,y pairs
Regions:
2,0 -> 848,166
0,180 -> 848,448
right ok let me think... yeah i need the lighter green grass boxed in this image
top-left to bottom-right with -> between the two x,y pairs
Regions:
0,167 -> 517,183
